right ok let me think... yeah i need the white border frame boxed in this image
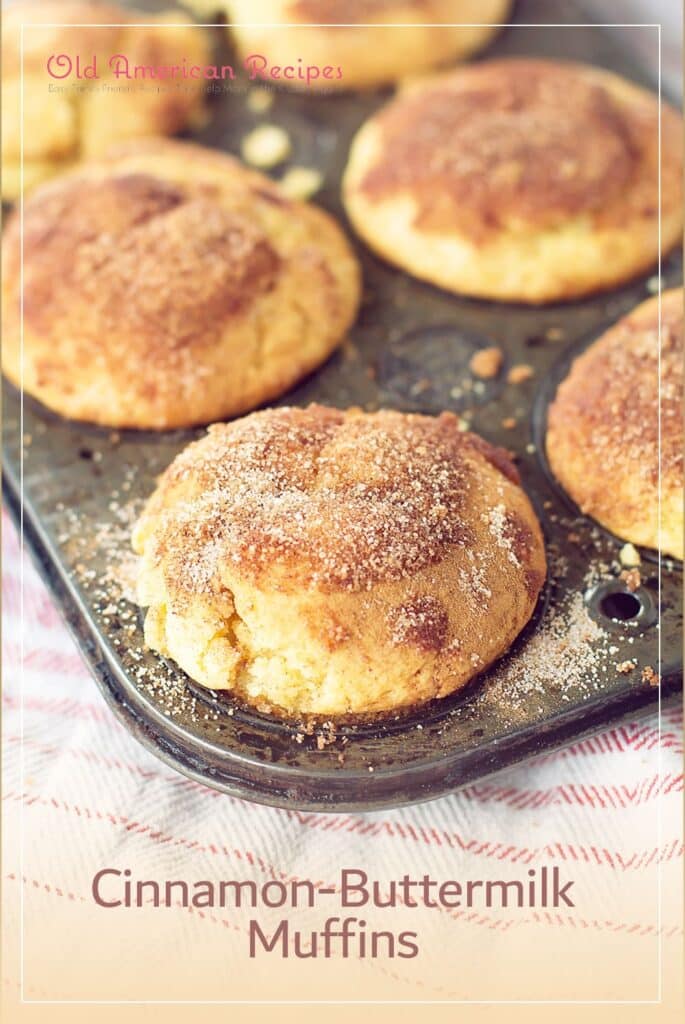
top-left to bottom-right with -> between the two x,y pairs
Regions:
17,16 -> 663,1007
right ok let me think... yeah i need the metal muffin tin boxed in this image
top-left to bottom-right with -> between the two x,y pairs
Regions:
3,1 -> 682,810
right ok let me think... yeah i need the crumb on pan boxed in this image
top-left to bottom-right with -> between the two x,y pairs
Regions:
545,326 -> 565,341
469,346 -> 503,379
620,543 -> 642,567
507,364 -> 535,384
619,567 -> 641,592
278,166 -> 324,200
241,124 -> 291,168
246,87 -> 274,114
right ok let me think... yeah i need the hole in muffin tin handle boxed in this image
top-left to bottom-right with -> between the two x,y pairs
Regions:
585,580 -> 658,630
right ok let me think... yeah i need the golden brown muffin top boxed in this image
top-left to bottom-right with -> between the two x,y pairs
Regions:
2,138 -> 360,429
12,172 -> 280,364
357,59 -> 680,243
549,289 -> 683,492
140,405 -> 540,603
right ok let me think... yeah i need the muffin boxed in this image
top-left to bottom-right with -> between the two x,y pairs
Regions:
182,0 -> 509,90
1,139 -> 361,430
2,0 -> 209,199
547,289 -> 683,560
342,59 -> 683,304
132,405 -> 547,716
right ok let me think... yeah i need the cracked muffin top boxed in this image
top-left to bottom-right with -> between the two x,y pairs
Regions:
132,405 -> 547,716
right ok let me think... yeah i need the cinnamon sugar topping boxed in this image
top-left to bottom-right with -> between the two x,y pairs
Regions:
20,174 -> 280,351
549,291 -> 684,492
387,596 -> 449,651
142,406 -> 528,598
358,61 -> 651,241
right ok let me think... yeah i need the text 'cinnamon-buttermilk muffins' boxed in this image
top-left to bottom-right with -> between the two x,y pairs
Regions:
133,406 -> 546,716
1,140 -> 361,430
547,289 -> 684,561
205,0 -> 510,91
343,59 -> 683,304
2,0 -> 210,200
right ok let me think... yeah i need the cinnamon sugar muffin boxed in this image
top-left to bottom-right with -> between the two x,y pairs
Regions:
132,405 -> 546,716
206,0 -> 510,91
2,0 -> 210,200
2,139 -> 360,430
547,289 -> 684,560
342,59 -> 683,304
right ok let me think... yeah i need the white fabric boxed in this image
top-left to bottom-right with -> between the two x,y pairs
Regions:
2,512 -> 682,1001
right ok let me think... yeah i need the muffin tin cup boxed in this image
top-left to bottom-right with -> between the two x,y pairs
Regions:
4,478 -> 681,812
3,6 -> 682,809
